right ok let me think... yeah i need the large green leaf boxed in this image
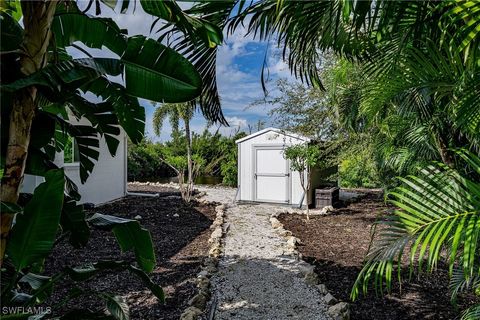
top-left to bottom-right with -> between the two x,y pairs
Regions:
67,94 -> 121,156
52,10 -> 127,56
121,36 -> 202,103
85,77 -> 144,144
0,11 -> 23,51
87,214 -> 156,273
142,0 -> 223,48
60,198 -> 90,248
156,1 -> 236,125
18,273 -> 54,304
52,8 -> 203,104
7,169 -> 65,270
55,118 -> 100,184
101,294 -> 129,320
1,59 -> 113,96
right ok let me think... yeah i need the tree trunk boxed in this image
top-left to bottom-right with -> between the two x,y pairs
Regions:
438,135 -> 454,167
299,171 -> 310,220
0,0 -> 58,265
184,117 -> 193,202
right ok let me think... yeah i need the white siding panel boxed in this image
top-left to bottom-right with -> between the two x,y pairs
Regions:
239,141 -> 252,200
20,116 -> 126,205
65,132 -> 126,204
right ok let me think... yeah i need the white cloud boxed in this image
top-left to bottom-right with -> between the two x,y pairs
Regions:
225,116 -> 247,128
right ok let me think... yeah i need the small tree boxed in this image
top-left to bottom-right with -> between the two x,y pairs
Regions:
283,144 -> 320,220
162,153 -> 205,203
153,103 -> 198,202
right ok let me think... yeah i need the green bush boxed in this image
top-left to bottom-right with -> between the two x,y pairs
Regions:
127,140 -> 174,181
127,131 -> 247,185
339,146 -> 381,188
220,158 -> 237,186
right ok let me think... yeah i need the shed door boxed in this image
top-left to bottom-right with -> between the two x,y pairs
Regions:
254,148 -> 290,203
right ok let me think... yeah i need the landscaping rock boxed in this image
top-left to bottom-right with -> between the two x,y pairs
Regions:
210,228 -> 222,240
271,211 -> 281,218
270,217 -> 283,228
204,264 -> 217,274
278,229 -> 293,237
180,306 -> 203,320
198,270 -> 210,278
173,213 -> 179,217
304,271 -> 320,285
188,292 -> 209,310
287,236 -> 300,248
134,215 -> 142,220
327,302 -> 350,320
298,261 -> 315,275
317,284 -> 328,295
324,293 -> 338,305
197,278 -> 210,291
319,205 -> 334,215
209,246 -> 222,257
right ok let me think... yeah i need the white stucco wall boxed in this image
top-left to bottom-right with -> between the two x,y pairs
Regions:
21,116 -> 127,205
237,128 -> 308,206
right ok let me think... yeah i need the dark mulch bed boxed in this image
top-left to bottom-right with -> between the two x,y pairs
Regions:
279,191 -> 476,320
44,186 -> 216,319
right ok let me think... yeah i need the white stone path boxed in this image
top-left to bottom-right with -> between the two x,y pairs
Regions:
197,186 -> 329,320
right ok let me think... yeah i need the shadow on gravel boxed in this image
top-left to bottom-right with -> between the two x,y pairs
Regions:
209,257 -> 329,320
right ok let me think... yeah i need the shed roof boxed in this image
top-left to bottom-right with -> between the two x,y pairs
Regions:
235,127 -> 310,144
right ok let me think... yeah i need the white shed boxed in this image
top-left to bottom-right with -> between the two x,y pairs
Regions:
236,127 -> 310,206
22,115 -> 127,205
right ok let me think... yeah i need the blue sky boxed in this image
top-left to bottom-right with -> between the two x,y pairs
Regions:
74,3 -> 295,141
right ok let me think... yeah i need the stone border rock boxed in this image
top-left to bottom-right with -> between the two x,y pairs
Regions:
179,204 -> 227,320
269,211 -> 351,320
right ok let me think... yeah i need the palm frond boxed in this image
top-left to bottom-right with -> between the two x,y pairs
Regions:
352,149 -> 480,300
450,266 -> 479,303
462,304 -> 480,320
439,0 -> 480,60
153,1 -> 235,125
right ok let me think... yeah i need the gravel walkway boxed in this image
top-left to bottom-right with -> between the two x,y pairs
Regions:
198,186 -> 330,320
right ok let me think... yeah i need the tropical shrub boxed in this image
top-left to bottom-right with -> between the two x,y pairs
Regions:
127,140 -> 173,181
338,142 -> 381,188
220,157 -> 237,187
352,149 -> 480,319
162,152 -> 205,203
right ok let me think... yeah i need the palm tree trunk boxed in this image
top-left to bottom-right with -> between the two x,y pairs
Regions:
184,117 -> 193,202
438,135 -> 454,167
0,0 -> 58,265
